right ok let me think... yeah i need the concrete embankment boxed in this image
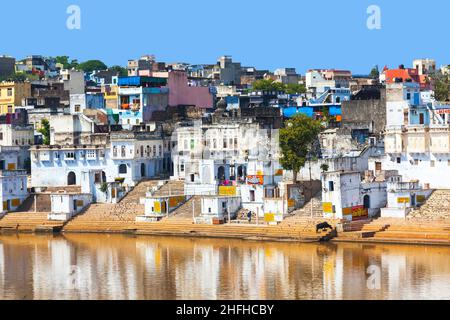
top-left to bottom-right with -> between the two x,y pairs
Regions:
62,218 -> 335,242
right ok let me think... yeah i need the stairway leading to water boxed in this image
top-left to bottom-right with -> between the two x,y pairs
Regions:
0,212 -> 64,232
63,180 -> 184,232
283,191 -> 324,223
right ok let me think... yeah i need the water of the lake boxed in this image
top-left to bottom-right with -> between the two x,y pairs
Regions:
0,233 -> 449,300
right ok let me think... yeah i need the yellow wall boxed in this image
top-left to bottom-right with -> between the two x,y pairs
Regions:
0,82 -> 31,114
218,186 -> 237,196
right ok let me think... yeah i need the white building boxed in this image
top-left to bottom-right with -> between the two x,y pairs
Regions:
380,176 -> 432,218
198,196 -> 241,224
412,58 -> 436,75
378,82 -> 450,189
305,69 -> 352,95
0,123 -> 34,147
30,127 -> 166,202
321,171 -> 387,221
48,193 -> 92,221
0,146 -> 28,213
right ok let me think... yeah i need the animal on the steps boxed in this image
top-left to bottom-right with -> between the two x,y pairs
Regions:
316,222 -> 333,233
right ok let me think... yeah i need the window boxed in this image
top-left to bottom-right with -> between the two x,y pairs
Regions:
7,88 -> 12,97
223,139 -> 227,149
375,162 -> 382,171
94,172 -> 102,183
75,105 -> 81,112
65,152 -> 75,159
113,146 -> 118,157
328,181 -> 334,192
153,145 -> 156,156
118,164 -> 127,174
190,174 -> 195,182
0,132 -> 3,140
159,145 -> 162,156
396,157 -> 401,164
180,164 -> 185,172
414,159 -> 419,165
121,146 -> 126,157
250,190 -> 255,202
431,160 -> 435,167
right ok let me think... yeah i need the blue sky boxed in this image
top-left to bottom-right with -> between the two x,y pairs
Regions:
0,0 -> 447,74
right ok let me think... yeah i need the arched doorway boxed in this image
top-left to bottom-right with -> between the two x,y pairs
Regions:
67,172 -> 76,185
141,163 -> 146,177
217,166 -> 225,181
363,195 -> 370,209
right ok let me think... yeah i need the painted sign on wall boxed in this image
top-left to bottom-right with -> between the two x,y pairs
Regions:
351,205 -> 368,221
323,202 -> 334,214
219,186 -> 237,196
247,175 -> 264,185
397,197 -> 410,204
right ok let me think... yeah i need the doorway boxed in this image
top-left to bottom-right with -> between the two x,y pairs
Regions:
67,172 -> 76,185
141,163 -> 146,178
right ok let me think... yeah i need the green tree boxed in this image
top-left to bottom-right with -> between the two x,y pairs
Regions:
284,83 -> 306,94
38,119 -> 51,145
432,73 -> 450,102
77,60 -> 108,73
279,114 -> 324,182
252,79 -> 285,92
55,56 -> 79,69
369,65 -> 380,79
1,72 -> 41,82
109,65 -> 128,77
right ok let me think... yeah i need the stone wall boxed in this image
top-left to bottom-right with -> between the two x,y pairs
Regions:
341,89 -> 386,136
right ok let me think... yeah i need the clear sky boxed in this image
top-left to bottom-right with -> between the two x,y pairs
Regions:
0,0 -> 447,74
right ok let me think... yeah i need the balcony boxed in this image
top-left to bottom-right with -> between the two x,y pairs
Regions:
406,128 -> 429,153
429,127 -> 450,153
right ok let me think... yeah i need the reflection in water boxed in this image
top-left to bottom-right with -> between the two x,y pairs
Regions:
0,234 -> 449,300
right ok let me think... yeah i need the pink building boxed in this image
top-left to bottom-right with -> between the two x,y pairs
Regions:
139,70 -> 213,108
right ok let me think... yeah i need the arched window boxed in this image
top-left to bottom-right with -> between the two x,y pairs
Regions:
121,146 -> 126,157
217,166 -> 225,180
146,145 -> 150,155
113,146 -> 118,157
119,164 -> 127,174
67,172 -> 76,185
